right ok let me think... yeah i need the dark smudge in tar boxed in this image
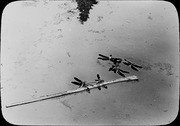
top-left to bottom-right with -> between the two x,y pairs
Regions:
75,0 -> 98,24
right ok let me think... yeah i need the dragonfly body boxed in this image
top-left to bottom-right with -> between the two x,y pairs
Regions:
71,74 -> 108,93
71,77 -> 92,93
95,74 -> 107,90
98,54 -> 122,65
123,59 -> 143,71
109,64 -> 129,77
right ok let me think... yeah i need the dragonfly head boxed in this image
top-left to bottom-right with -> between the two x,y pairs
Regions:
100,80 -> 104,83
109,55 -> 112,59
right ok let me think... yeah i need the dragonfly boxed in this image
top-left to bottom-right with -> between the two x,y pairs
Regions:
71,77 -> 93,93
95,74 -> 107,90
98,54 -> 122,65
123,59 -> 143,71
109,64 -> 129,77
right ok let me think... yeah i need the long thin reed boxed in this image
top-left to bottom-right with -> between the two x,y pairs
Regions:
6,75 -> 138,108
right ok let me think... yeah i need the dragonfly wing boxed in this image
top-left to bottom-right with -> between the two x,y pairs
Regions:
110,58 -> 117,63
131,65 -> 139,71
71,81 -> 81,85
119,69 -> 130,73
124,59 -> 132,63
132,64 -> 143,68
74,77 -> 82,82
97,74 -> 100,80
98,54 -> 109,58
117,58 -> 123,61
109,67 -> 113,71
117,71 -> 125,77
98,57 -> 109,60
113,69 -> 117,73
123,62 -> 131,66
79,84 -> 84,88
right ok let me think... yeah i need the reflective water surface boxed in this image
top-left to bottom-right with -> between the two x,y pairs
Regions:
1,1 -> 179,125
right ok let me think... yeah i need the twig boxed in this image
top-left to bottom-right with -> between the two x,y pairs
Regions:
6,75 -> 138,108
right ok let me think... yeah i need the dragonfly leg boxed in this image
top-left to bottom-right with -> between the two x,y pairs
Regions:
86,87 -> 90,93
103,85 -> 108,89
98,87 -> 101,90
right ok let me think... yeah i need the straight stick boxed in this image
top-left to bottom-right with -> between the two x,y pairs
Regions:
6,75 -> 138,108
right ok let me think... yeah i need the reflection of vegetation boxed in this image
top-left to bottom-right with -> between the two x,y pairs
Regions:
154,62 -> 173,76
75,0 -> 98,24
